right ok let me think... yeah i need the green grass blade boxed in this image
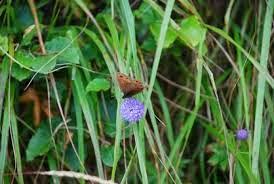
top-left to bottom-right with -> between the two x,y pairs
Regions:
154,81 -> 174,147
251,0 -> 274,177
0,79 -> 12,183
11,107 -> 24,183
0,57 -> 9,123
133,124 -> 148,184
73,69 -> 104,179
73,87 -> 85,184
145,0 -> 175,106
204,24 -> 274,89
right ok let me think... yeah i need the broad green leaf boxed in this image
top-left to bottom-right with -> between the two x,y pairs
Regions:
101,145 -> 121,167
179,16 -> 206,47
65,144 -> 84,171
86,78 -> 110,92
45,36 -> 79,64
134,2 -> 160,24
0,35 -> 8,56
15,51 -> 56,74
31,55 -> 57,74
26,118 -> 61,161
150,22 -> 177,48
11,64 -> 32,81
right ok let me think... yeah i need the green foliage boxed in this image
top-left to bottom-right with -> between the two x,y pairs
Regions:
0,35 -> 8,56
45,36 -> 80,64
150,22 -> 177,48
86,78 -> 110,92
101,145 -> 122,167
0,0 -> 273,183
26,118 -> 61,161
179,16 -> 207,47
208,143 -> 228,171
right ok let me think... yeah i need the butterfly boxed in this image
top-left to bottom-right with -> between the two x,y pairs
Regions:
116,72 -> 145,97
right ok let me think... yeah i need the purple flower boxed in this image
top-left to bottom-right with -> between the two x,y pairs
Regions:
120,98 -> 145,123
236,129 -> 248,140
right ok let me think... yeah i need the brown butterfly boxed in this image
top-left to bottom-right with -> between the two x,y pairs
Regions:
116,72 -> 145,97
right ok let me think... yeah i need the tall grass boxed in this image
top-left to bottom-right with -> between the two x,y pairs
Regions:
0,0 -> 273,183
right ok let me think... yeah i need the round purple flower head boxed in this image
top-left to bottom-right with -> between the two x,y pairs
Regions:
236,129 -> 248,140
120,98 -> 145,123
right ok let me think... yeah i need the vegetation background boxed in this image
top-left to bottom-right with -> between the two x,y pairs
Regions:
0,0 -> 273,183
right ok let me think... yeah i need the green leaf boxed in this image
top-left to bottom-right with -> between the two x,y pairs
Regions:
26,118 -> 61,161
179,16 -> 207,47
150,22 -> 177,48
104,122 -> 134,138
45,36 -> 79,64
134,2 -> 160,24
21,25 -> 37,46
11,63 -> 32,81
31,55 -> 57,74
14,51 -> 56,74
101,145 -> 121,167
141,35 -> 157,51
86,78 -> 110,92
65,144 -> 84,171
0,35 -> 8,56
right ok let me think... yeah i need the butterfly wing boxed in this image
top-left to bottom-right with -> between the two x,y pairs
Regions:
124,80 -> 144,97
116,73 -> 144,97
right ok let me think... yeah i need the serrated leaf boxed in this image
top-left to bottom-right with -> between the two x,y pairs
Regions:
26,118 -> 61,161
45,36 -> 79,64
86,78 -> 110,92
150,22 -> 177,48
179,16 -> 206,47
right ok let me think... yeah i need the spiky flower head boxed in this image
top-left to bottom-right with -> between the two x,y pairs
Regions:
236,129 -> 248,140
120,98 -> 145,123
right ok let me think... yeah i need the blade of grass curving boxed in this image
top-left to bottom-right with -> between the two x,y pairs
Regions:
0,68 -> 12,183
73,87 -> 85,184
260,139 -> 270,184
224,0 -> 235,32
252,0 -> 274,177
103,14 -> 125,72
10,107 -> 24,183
81,28 -> 123,182
118,0 -> 139,70
0,57 -> 9,123
133,124 -> 148,184
145,0 -> 175,107
73,69 -> 104,179
204,24 -> 274,89
120,149 -> 136,184
234,31 -> 250,129
7,39 -> 24,184
147,101 -> 166,162
154,81 -> 174,147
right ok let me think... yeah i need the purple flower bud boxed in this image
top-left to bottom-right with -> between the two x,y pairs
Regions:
236,129 -> 248,140
120,98 -> 145,123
